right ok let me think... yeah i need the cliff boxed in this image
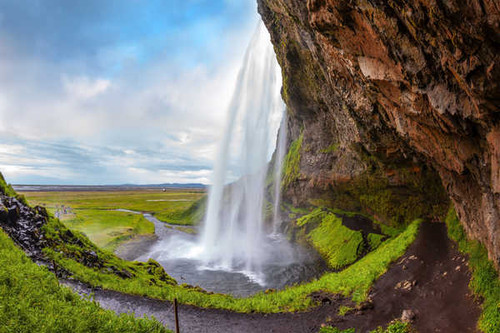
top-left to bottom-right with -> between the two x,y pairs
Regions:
258,0 -> 499,268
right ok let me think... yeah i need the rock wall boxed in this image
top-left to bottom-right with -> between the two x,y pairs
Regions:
258,0 -> 500,267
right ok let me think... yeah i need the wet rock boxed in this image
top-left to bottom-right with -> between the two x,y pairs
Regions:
395,280 -> 417,291
401,309 -> 416,323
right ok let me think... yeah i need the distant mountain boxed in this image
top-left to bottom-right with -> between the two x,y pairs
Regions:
13,183 -> 206,192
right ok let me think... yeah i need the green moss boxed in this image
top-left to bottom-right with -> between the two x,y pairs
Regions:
0,228 -> 169,332
296,208 -> 326,227
445,207 -> 500,333
327,159 -> 448,229
281,131 -> 303,189
368,233 -> 385,251
308,212 -> 364,269
320,143 -> 340,154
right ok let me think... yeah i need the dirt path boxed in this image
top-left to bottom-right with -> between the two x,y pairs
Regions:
66,222 -> 481,332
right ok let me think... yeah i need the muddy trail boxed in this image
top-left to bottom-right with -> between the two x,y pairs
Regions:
65,222 -> 481,332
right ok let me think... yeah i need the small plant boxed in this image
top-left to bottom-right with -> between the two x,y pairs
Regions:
370,320 -> 411,332
338,305 -> 354,316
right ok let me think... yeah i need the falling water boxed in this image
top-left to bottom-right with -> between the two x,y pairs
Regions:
132,22 -> 326,294
198,22 -> 285,280
272,111 -> 287,234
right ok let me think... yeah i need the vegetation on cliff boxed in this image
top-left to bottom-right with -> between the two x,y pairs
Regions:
281,131 -> 303,189
297,209 -> 365,269
319,158 -> 449,229
445,207 -> 500,332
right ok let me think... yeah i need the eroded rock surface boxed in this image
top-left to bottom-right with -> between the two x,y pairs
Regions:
0,195 -> 48,259
258,0 -> 500,268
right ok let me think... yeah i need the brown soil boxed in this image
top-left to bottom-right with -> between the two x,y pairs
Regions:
66,222 -> 481,332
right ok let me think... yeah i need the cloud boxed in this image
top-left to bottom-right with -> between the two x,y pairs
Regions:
0,0 -> 269,185
62,76 -> 112,100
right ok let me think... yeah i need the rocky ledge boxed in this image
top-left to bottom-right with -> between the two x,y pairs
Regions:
258,0 -> 499,268
0,195 -> 49,260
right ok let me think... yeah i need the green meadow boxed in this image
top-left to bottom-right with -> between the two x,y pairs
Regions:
21,189 -> 205,251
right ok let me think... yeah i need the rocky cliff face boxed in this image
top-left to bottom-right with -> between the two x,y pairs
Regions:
258,0 -> 500,268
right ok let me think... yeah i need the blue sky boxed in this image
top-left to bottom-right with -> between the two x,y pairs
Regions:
0,0 -> 260,184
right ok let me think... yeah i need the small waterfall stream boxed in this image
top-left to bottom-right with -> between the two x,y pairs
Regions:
272,111 -> 288,235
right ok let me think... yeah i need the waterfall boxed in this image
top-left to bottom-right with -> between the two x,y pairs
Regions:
197,22 -> 285,280
272,111 -> 287,234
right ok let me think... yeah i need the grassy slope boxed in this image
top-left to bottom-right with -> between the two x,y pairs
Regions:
297,209 -> 365,269
45,214 -> 420,313
445,207 -> 500,333
63,209 -> 154,251
297,209 -> 390,269
0,228 -> 169,333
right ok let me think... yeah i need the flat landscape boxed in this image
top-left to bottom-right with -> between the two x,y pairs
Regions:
20,188 -> 205,251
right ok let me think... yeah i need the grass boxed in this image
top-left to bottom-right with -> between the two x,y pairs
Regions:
370,321 -> 412,332
61,209 -> 155,251
337,305 -> 354,316
21,189 -> 205,251
445,207 -> 500,333
367,233 -> 385,250
44,213 -> 421,313
43,218 -> 177,286
301,210 -> 364,269
297,208 -> 391,269
159,196 -> 206,226
319,320 -> 411,333
0,227 -> 169,333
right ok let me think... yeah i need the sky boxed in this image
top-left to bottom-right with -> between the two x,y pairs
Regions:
0,0 -> 261,185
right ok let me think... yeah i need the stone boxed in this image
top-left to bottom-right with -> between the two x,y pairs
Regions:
401,309 -> 416,323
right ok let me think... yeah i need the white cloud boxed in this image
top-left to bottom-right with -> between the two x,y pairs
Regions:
62,75 -> 112,100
